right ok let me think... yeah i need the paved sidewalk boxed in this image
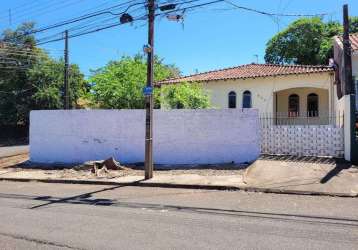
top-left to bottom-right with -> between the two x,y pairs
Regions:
244,155 -> 358,196
0,154 -> 357,197
0,145 -> 29,158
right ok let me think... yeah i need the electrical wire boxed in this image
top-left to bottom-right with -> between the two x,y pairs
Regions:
2,0 -> 334,49
0,0 -> 85,26
0,86 -> 37,94
37,14 -> 149,45
0,52 -> 62,60
0,42 -> 64,53
10,0 -> 204,43
25,0 -> 144,36
0,0 -> 43,19
36,0 -> 225,45
224,0 -> 329,17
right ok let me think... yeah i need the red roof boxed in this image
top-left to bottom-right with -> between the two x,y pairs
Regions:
336,33 -> 358,52
158,63 -> 333,85
350,33 -> 358,51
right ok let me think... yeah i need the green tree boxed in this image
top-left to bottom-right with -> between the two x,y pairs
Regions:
350,16 -> 358,33
318,21 -> 343,65
0,23 -> 87,127
265,18 -> 328,65
28,57 -> 87,110
88,54 -> 180,109
160,82 -> 211,109
265,17 -> 357,65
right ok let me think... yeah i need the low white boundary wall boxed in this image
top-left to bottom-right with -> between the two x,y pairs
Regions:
30,109 -> 260,165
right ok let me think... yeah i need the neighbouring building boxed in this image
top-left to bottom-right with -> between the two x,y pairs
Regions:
333,33 -> 358,110
158,34 -> 358,126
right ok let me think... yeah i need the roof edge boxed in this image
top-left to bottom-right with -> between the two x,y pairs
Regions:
334,33 -> 358,51
157,63 -> 334,85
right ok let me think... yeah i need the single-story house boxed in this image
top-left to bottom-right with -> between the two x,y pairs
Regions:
158,34 -> 358,126
158,63 -> 335,124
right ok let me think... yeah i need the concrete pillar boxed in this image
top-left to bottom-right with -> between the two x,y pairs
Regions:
329,74 -> 334,117
344,95 -> 352,161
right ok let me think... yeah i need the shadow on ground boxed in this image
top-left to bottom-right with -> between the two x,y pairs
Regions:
252,155 -> 356,186
4,159 -> 250,171
0,184 -> 357,227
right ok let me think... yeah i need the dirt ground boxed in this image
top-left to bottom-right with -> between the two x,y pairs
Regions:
0,154 -> 246,180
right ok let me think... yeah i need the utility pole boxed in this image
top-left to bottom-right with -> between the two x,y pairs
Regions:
343,4 -> 358,163
343,4 -> 353,95
144,0 -> 155,179
64,30 -> 70,109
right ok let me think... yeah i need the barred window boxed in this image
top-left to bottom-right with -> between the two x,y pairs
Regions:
242,90 -> 252,108
307,93 -> 319,117
228,91 -> 236,108
288,94 -> 299,117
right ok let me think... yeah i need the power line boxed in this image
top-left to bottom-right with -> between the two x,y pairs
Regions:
36,13 -> 149,45
0,0 -> 43,18
24,0 -> 144,36
0,51 -> 62,59
3,0 -> 333,49
37,0 -> 225,45
0,86 -> 37,94
0,47 -> 63,53
0,42 -> 64,53
0,0 -> 85,25
10,0 -> 203,43
3,0 -> 202,47
66,4 -> 147,34
1,1 -> 145,47
224,0 -> 329,17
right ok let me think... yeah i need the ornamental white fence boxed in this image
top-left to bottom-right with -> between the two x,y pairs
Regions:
260,113 -> 344,158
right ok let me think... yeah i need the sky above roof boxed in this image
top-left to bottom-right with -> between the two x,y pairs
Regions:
1,0 -> 357,78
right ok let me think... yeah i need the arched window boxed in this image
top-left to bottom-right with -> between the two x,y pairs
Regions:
242,90 -> 252,108
307,93 -> 319,117
228,91 -> 236,108
288,94 -> 299,117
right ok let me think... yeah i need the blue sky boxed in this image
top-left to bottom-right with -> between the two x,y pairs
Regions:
1,0 -> 358,77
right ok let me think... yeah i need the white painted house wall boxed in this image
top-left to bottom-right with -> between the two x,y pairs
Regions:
202,72 -> 334,115
30,109 -> 260,165
352,54 -> 357,77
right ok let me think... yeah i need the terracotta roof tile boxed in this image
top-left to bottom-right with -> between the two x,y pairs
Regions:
336,33 -> 358,52
349,33 -> 358,51
158,63 -> 333,85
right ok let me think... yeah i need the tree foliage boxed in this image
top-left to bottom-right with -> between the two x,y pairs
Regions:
160,82 -> 211,109
265,17 -> 357,65
88,54 -> 180,109
350,16 -> 358,33
0,23 -> 87,127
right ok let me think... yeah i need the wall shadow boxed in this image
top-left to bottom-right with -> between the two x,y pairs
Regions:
0,191 -> 357,228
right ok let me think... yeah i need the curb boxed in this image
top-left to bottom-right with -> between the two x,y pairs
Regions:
0,177 -> 356,198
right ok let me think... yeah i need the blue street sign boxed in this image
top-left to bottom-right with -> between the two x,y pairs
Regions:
143,86 -> 153,96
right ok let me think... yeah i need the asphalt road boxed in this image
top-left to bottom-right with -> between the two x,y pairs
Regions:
0,181 -> 357,250
0,145 -> 29,158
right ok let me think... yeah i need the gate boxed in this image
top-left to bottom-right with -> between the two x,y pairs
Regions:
260,113 -> 344,158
